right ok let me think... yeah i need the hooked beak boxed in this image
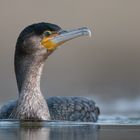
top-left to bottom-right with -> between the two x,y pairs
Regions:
41,27 -> 91,50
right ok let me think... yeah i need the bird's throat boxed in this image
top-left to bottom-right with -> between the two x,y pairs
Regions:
15,54 -> 43,94
13,52 -> 50,120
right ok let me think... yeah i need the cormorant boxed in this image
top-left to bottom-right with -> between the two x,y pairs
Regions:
0,22 -> 100,122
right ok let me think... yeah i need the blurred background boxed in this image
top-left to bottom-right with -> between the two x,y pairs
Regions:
0,0 -> 140,115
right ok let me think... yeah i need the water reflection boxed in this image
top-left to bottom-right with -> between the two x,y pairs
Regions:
49,125 -> 99,140
0,121 -> 99,140
0,116 -> 140,140
19,127 -> 50,140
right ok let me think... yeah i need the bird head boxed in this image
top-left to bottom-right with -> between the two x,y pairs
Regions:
16,22 -> 91,58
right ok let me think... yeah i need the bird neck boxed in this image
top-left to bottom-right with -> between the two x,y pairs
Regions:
12,50 -> 50,120
14,53 -> 44,95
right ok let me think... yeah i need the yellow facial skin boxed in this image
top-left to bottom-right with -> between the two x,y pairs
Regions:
41,37 -> 57,51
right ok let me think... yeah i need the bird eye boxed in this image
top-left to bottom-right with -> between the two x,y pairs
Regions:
44,31 -> 52,36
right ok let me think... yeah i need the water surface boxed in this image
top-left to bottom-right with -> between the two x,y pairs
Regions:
0,116 -> 140,140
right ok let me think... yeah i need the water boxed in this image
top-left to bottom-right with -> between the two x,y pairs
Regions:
0,116 -> 140,140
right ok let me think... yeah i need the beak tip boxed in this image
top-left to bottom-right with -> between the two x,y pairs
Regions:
88,29 -> 92,37
82,27 -> 92,37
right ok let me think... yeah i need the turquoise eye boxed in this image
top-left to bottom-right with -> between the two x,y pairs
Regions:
44,31 -> 52,36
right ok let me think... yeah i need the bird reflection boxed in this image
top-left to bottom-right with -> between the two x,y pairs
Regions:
0,121 -> 99,140
19,127 -> 50,140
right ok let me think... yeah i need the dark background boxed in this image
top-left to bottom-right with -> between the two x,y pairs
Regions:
0,0 -> 140,114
